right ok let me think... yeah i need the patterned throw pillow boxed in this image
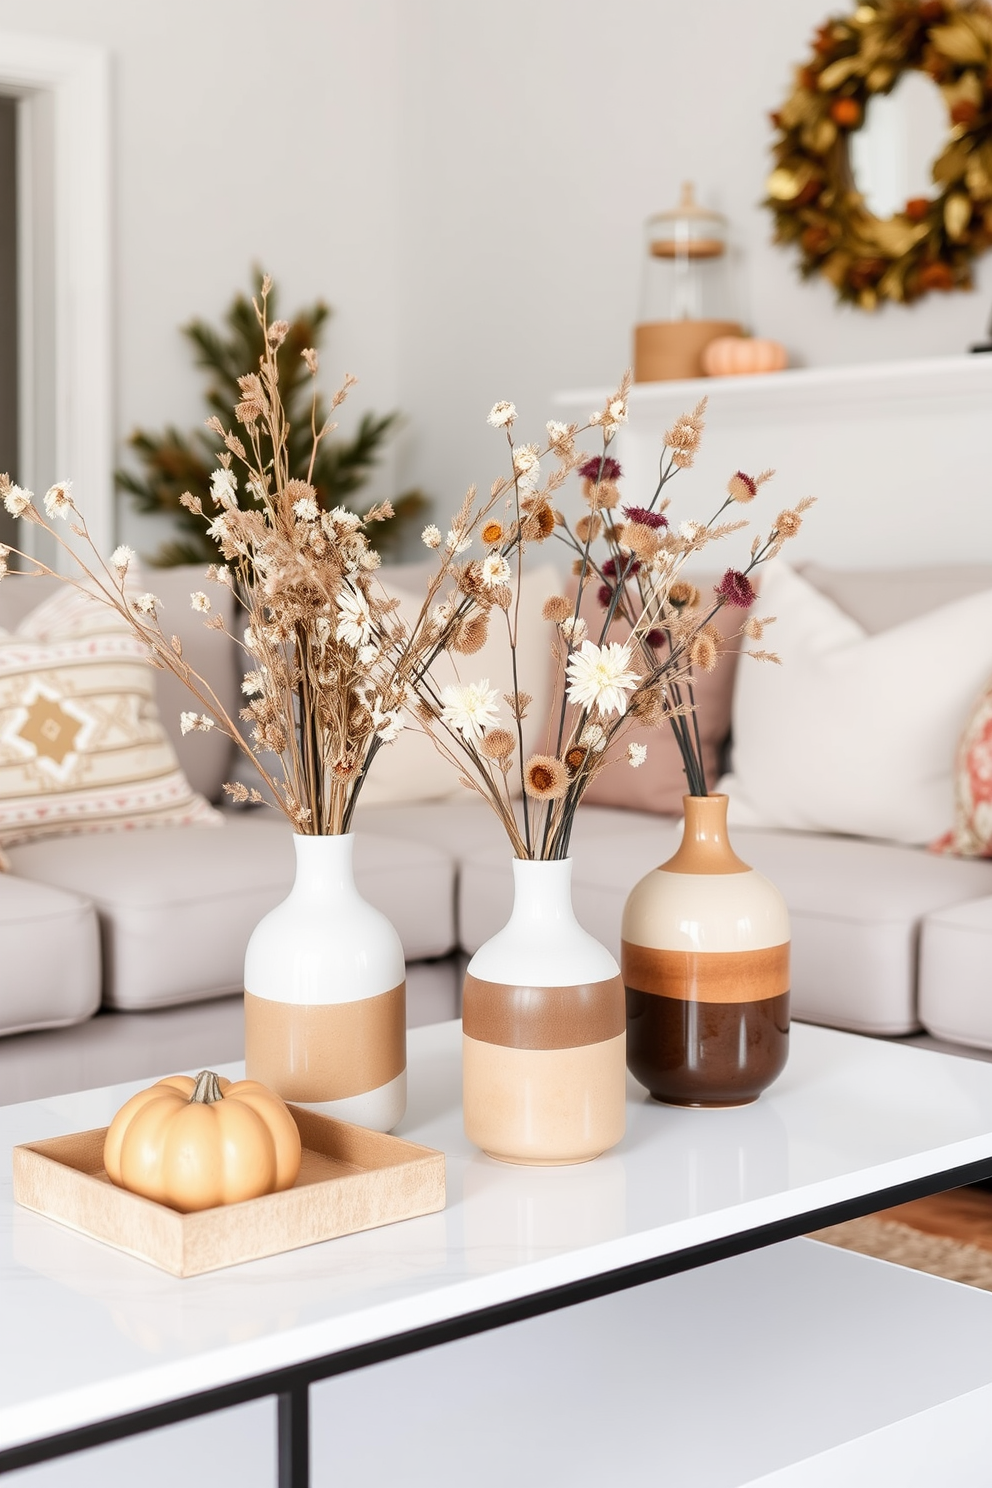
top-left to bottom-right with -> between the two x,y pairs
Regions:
0,583 -> 220,850
931,678 -> 992,858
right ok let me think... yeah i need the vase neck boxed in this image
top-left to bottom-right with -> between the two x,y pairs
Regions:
661,795 -> 751,875
508,857 -> 577,929
291,832 -> 357,901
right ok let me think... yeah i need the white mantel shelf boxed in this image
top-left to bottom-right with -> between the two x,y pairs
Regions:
555,354 -> 992,569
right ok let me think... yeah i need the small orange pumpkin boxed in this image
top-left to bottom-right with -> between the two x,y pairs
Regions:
104,1070 -> 302,1212
702,336 -> 788,378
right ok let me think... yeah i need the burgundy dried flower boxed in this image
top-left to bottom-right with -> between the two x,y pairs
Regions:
578,455 -> 622,483
622,505 -> 668,530
597,583 -> 613,609
601,555 -> 640,581
646,628 -> 667,649
727,471 -> 757,503
602,557 -> 618,579
715,569 -> 756,608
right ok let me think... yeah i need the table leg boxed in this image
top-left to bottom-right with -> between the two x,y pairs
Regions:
278,1383 -> 309,1488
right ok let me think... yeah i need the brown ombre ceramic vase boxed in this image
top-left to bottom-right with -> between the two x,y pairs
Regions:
462,858 -> 626,1165
622,795 -> 790,1107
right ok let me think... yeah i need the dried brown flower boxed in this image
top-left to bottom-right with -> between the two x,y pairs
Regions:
689,628 -> 719,671
542,595 -> 572,623
481,520 -> 504,545
479,727 -> 515,760
564,745 -> 588,775
575,513 -> 603,544
668,580 -> 700,609
775,509 -> 802,538
619,521 -> 661,560
450,613 -> 490,654
524,754 -> 569,800
582,478 -> 620,510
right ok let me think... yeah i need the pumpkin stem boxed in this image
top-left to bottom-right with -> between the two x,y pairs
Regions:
190,1070 -> 224,1105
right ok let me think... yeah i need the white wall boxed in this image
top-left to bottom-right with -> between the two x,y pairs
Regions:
0,0 -> 403,550
0,0 -> 987,548
393,0 -> 992,516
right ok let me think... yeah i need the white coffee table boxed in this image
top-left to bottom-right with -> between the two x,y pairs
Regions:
4,1020 -> 992,1486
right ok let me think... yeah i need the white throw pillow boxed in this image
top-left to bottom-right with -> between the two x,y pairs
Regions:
359,562 -> 560,806
718,560 -> 992,846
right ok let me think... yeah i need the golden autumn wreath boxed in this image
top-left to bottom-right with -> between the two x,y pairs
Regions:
766,0 -> 992,308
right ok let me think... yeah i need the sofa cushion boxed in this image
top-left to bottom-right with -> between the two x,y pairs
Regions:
7,817 -> 457,1011
0,873 -> 100,1035
457,823 -> 992,1036
919,896 -> 992,1049
720,560 -> 992,846
0,585 -> 220,848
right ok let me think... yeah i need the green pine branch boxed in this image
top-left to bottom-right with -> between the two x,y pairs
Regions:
116,270 -> 428,566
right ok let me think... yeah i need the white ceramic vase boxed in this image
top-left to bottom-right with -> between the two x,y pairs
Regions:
462,858 -> 626,1166
244,833 -> 406,1132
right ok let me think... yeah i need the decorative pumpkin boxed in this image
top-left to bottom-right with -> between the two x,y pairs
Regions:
702,336 -> 788,378
103,1070 -> 302,1212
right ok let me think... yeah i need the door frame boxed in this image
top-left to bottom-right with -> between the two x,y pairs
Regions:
1,32 -> 112,559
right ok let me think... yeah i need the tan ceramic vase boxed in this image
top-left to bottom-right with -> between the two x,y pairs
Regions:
462,858 -> 626,1166
622,795 -> 790,1107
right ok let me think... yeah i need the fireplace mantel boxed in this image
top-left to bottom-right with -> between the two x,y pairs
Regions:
555,355 -> 992,568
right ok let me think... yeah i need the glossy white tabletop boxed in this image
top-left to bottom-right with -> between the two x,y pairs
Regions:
4,1020 -> 992,1453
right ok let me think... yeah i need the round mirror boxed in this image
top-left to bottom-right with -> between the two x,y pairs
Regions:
849,71 -> 948,221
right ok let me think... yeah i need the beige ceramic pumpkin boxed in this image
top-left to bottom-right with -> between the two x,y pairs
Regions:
104,1070 -> 302,1212
702,336 -> 788,377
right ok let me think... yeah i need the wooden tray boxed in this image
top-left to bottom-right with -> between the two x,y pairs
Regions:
12,1105 -> 446,1277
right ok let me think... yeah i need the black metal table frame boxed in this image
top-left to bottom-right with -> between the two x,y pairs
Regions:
3,1156 -> 991,1488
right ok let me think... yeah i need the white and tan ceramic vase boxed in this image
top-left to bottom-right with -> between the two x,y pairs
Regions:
462,857 -> 626,1165
622,794 -> 790,1107
244,833 -> 406,1132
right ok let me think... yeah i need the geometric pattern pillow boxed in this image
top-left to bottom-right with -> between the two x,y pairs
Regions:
0,583 -> 220,849
931,676 -> 992,858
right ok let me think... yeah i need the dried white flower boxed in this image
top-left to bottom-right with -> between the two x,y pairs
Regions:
446,528 -> 471,555
357,643 -> 379,667
3,485 -> 32,517
372,707 -> 403,743
566,640 -> 639,717
546,419 -> 571,449
190,591 -> 211,613
43,481 -> 73,519
559,615 -> 588,646
328,506 -> 362,533
440,679 -> 501,741
604,397 -> 628,432
241,671 -> 265,696
627,742 -> 647,768
293,495 -> 319,522
180,711 -> 215,735
110,545 -> 136,574
487,401 -> 516,428
210,468 -> 238,509
480,553 -> 512,588
679,520 -> 703,542
580,720 -> 607,752
336,586 -> 374,649
512,444 -> 541,492
421,524 -> 442,549
132,593 -> 160,617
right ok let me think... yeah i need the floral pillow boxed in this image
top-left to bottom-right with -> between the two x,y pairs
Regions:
931,678 -> 992,858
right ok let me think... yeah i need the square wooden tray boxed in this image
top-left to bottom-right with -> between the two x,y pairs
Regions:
12,1105 -> 446,1277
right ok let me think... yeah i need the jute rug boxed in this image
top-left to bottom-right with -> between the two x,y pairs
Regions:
810,1215 -> 992,1291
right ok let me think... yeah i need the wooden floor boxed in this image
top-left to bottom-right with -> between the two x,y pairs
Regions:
877,1186 -> 992,1253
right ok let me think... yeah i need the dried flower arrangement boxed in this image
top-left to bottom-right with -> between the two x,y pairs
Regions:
0,278 -> 473,837
406,376 -> 815,859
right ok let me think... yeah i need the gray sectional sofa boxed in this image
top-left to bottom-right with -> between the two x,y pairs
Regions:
2,562 -> 992,1105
